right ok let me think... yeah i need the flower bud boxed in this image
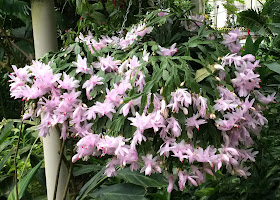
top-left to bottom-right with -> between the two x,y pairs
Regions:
182,107 -> 188,115
160,87 -> 164,95
214,64 -> 224,70
215,76 -> 221,81
161,99 -> 169,118
209,113 -> 216,119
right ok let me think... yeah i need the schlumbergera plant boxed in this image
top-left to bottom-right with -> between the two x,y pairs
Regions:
8,10 -> 276,193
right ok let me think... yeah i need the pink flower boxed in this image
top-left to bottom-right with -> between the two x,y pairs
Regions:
58,72 -> 80,91
218,86 -> 239,100
91,39 -> 107,51
94,100 -> 116,120
72,134 -> 100,162
120,148 -> 139,169
178,171 -> 199,189
239,149 -> 258,162
11,65 -> 31,82
118,59 -> 129,75
158,137 -> 176,157
194,146 -> 217,166
213,98 -> 239,111
94,55 -> 121,72
140,154 -> 161,175
113,79 -> 132,95
105,158 -> 119,177
71,103 -> 87,125
222,29 -> 240,44
216,118 -> 237,131
86,105 -> 98,120
105,88 -> 123,106
227,42 -> 242,54
167,88 -> 192,113
134,22 -> 153,37
128,112 -> 152,133
74,122 -> 93,137
82,75 -> 103,100
129,56 -> 141,70
149,111 -> 166,133
190,166 -> 205,184
135,72 -> 146,93
73,54 -> 92,74
222,29 -> 241,53
166,117 -> 181,137
193,94 -> 208,117
222,54 -> 243,69
59,90 -> 81,112
131,130 -> 147,147
232,164 -> 251,179
186,113 -> 207,131
242,54 -> 255,62
157,43 -> 177,56
120,97 -> 140,116
158,12 -> 168,17
254,91 -> 276,104
178,171 -> 187,190
231,69 -> 260,97
167,174 -> 176,193
170,140 -> 189,162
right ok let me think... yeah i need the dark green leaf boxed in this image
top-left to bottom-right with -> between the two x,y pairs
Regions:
195,188 -> 215,197
91,183 -> 147,200
0,121 -> 14,144
237,9 -> 267,35
8,161 -> 43,200
0,138 -> 14,152
244,35 -> 254,55
162,70 -> 169,81
0,148 -> 14,172
73,164 -> 102,177
75,167 -> 106,200
264,62 -> 280,74
268,23 -> 280,34
117,168 -> 168,187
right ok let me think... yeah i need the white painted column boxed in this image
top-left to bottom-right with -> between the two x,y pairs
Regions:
31,0 -> 68,199
190,0 -> 205,14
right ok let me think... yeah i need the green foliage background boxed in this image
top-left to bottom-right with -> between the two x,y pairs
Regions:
0,0 -> 280,200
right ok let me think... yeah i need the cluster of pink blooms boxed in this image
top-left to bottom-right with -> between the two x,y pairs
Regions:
222,29 -> 242,53
9,15 -> 276,193
77,21 -> 153,51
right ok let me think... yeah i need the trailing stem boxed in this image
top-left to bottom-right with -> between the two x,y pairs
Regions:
62,137 -> 74,200
14,102 -> 25,200
53,138 -> 66,200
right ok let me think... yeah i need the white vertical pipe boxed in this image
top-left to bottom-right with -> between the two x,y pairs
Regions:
190,0 -> 205,14
30,0 -> 68,199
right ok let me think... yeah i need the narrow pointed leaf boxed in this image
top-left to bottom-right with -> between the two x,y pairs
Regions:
8,161 -> 43,200
90,183 -> 147,200
117,168 -> 168,187
0,149 -> 14,171
0,121 -> 14,144
75,166 -> 106,200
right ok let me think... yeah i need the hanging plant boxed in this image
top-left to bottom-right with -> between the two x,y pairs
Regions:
8,8 -> 275,197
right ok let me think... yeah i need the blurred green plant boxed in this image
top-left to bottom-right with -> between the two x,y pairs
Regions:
0,118 -> 46,200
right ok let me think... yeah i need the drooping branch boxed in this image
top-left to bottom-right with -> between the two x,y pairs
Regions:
0,26 -> 33,62
0,34 -> 33,44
